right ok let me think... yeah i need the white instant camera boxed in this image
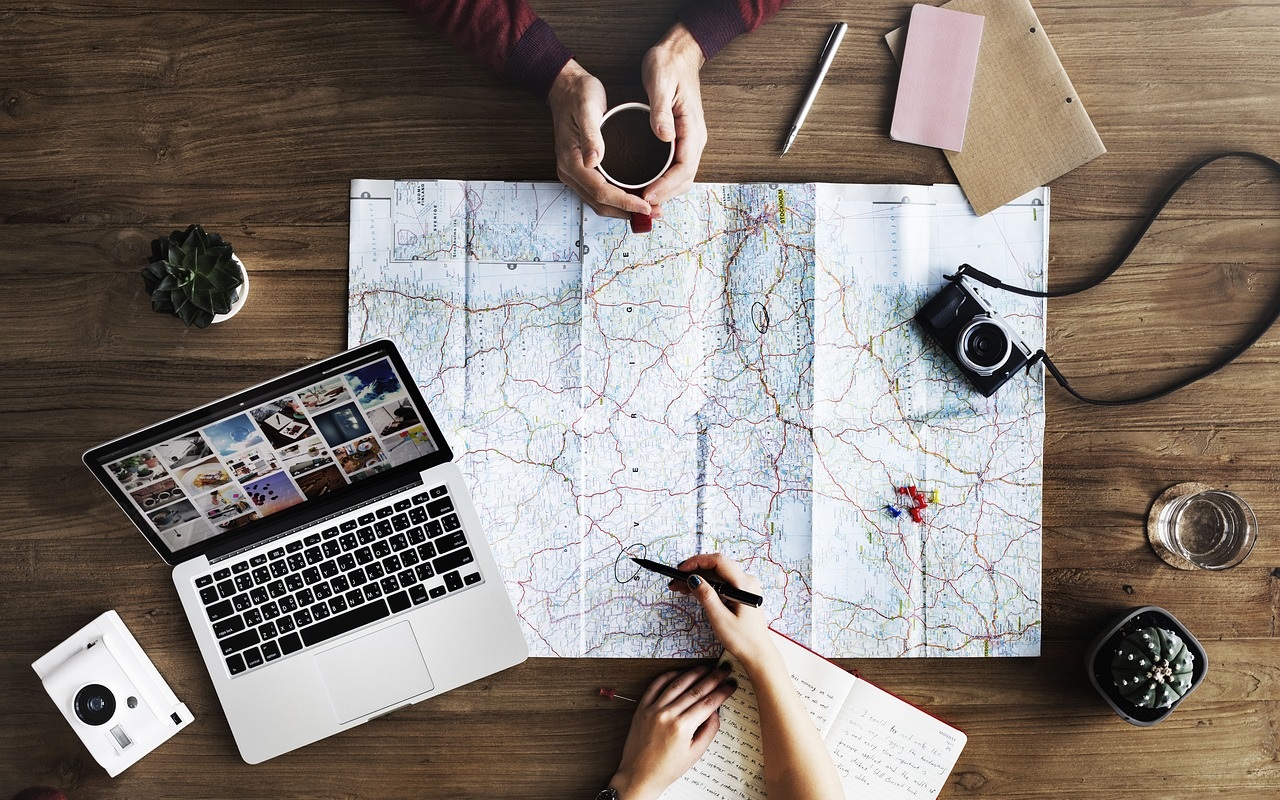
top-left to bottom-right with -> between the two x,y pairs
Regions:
32,610 -> 194,777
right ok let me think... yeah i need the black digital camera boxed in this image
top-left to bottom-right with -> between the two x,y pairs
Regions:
915,278 -> 1032,397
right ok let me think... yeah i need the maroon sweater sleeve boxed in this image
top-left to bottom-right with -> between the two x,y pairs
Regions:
397,0 -> 573,100
678,0 -> 793,61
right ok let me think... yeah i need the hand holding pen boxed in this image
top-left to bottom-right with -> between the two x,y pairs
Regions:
655,553 -> 780,675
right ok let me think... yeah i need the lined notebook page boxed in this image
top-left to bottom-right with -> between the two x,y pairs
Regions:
662,631 -> 964,800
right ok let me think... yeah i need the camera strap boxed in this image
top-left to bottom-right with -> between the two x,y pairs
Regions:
946,150 -> 1280,406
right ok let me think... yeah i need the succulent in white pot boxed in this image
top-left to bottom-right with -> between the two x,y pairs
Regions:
142,224 -> 248,328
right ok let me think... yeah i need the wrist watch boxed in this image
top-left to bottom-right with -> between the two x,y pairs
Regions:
594,789 -> 619,800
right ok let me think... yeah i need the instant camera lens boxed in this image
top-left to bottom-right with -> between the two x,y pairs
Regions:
74,683 -> 117,726
956,315 -> 1013,376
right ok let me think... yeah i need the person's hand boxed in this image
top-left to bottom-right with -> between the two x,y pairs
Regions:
640,22 -> 707,209
669,553 -> 778,674
547,59 -> 652,220
608,663 -> 738,800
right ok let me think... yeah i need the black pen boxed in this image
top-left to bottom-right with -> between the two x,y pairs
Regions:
630,557 -> 764,608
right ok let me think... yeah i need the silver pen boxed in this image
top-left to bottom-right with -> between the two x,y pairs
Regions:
781,22 -> 848,156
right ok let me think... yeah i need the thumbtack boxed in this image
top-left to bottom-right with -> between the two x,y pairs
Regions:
598,687 -> 638,703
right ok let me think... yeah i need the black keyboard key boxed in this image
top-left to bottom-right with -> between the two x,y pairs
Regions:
226,653 -> 246,675
235,574 -> 254,592
314,583 -> 333,601
268,547 -> 286,560
392,513 -> 411,532
305,546 -> 324,565
296,588 -> 315,607
322,540 -> 340,558
349,567 -> 368,586
322,526 -> 340,539
244,608 -> 263,627
408,526 -> 426,545
387,591 -> 411,613
464,572 -> 482,585
401,549 -> 420,568
397,569 -> 415,589
279,631 -> 303,654
337,553 -> 356,572
376,505 -> 396,519
300,599 -> 390,648
358,512 -> 376,525
389,533 -> 409,552
363,583 -> 382,601
213,616 -> 246,639
366,563 -> 385,581
412,491 -> 431,505
426,497 -> 454,518
415,563 -> 435,582
279,596 -> 298,614
444,571 -> 464,591
380,576 -> 400,594
217,579 -> 236,599
441,514 -> 461,532
383,554 -> 402,573
372,541 -> 391,559
346,588 -> 366,606
436,531 -> 467,554
285,574 -> 304,591
250,554 -> 268,567
262,640 -> 281,661
357,527 -> 376,544
304,533 -> 322,546
270,560 -> 289,578
434,547 -> 474,574
249,587 -> 269,605
418,542 -> 437,560
196,575 -> 214,588
425,520 -> 444,539
243,647 -> 264,669
232,561 -> 250,574
331,574 -> 350,593
259,621 -> 278,640
286,539 -> 304,552
287,553 -> 306,571
340,519 -> 359,532
252,566 -> 271,585
355,546 -> 374,565
409,507 -> 428,525
302,567 -> 322,585
429,585 -> 447,599
206,599 -> 234,622
268,579 -> 287,598
277,616 -> 296,633
214,567 -> 232,580
320,561 -> 339,579
219,628 -> 259,655
429,485 -> 448,498
339,533 -> 358,552
311,602 -> 331,621
232,593 -> 252,612
410,584 -> 430,604
329,595 -> 348,614
261,602 -> 279,620
394,498 -> 413,512
199,586 -> 220,605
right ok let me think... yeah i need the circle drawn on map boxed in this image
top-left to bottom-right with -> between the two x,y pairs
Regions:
614,542 -> 646,585
751,301 -> 770,335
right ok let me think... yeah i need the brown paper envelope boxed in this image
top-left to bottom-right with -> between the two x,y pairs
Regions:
886,0 -> 1105,215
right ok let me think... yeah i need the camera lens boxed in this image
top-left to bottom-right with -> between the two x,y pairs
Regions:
957,316 -> 1013,376
74,683 -> 116,726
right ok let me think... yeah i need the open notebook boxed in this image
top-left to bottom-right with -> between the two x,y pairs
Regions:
663,631 -> 966,800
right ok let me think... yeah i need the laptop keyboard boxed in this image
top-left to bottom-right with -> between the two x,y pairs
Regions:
192,484 -> 482,677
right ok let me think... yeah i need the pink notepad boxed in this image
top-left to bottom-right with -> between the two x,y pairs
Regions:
890,4 -> 985,152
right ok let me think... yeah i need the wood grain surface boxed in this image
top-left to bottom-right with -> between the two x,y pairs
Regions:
3,1 -> 1280,798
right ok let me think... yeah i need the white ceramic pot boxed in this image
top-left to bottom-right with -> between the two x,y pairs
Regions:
211,255 -> 249,324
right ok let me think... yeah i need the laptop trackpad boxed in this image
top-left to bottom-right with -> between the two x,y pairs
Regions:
315,622 -> 434,724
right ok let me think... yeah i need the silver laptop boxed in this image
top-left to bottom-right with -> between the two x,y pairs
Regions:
84,340 -> 528,763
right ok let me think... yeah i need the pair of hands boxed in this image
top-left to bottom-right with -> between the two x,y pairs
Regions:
607,554 -> 778,800
547,23 -> 707,221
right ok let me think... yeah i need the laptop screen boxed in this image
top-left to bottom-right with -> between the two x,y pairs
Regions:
84,340 -> 451,565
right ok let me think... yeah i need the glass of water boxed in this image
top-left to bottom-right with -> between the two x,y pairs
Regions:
1156,488 -> 1257,570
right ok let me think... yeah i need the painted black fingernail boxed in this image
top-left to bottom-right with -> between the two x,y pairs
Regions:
687,575 -> 702,588
718,661 -> 732,672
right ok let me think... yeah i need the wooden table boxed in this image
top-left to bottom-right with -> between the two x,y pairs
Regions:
3,1 -> 1279,797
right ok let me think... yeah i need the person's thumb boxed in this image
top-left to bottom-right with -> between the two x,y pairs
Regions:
648,85 -> 677,142
686,574 -> 732,623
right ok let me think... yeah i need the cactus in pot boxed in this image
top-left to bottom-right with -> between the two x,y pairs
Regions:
142,224 -> 246,328
1110,626 -> 1196,709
